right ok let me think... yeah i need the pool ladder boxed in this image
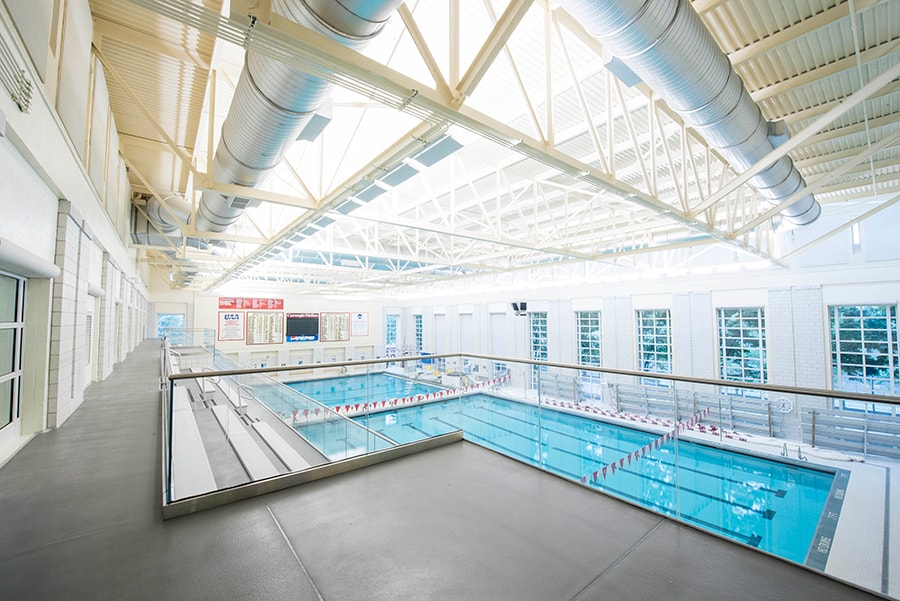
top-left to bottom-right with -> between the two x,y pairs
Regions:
781,442 -> 808,461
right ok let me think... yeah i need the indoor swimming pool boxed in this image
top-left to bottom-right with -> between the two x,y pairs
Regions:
287,373 -> 442,408
285,375 -> 838,565
348,392 -> 838,565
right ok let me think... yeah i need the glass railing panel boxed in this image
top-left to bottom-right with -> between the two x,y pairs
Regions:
211,353 -> 395,460
163,347 -> 406,506
300,358 -> 467,446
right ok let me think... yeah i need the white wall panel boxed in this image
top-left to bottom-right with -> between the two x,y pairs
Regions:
434,313 -> 448,353
88,57 -> 109,195
0,138 -> 58,261
863,204 -> 900,262
490,313 -> 506,356
3,0 -> 53,80
56,0 -> 91,159
459,313 -> 474,353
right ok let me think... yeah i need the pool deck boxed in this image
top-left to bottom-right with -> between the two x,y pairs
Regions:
0,340 -> 891,600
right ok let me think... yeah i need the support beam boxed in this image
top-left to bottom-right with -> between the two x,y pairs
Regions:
350,212 -> 596,260
205,121 -> 449,289
728,0 -> 882,66
194,180 -> 317,210
93,15 -> 209,69
126,0 -> 780,273
692,58 -> 900,214
801,113 -> 898,147
118,133 -> 194,154
750,40 -> 900,103
779,81 -> 900,125
122,154 -> 189,231
782,192 -> 900,260
454,0 -> 533,103
93,44 -> 206,183
733,127 -> 900,236
398,4 -> 455,103
691,0 -> 729,15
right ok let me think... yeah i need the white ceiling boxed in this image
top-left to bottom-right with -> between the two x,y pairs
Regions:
90,0 -> 900,297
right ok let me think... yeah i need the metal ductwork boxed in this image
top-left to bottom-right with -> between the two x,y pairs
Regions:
133,194 -> 215,253
559,0 -> 821,226
194,0 -> 405,233
145,194 -> 191,236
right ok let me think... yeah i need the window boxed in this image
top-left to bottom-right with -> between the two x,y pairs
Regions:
493,361 -> 508,378
636,309 -> 671,385
576,311 -> 601,397
414,314 -> 423,353
829,304 -> 899,412
717,307 -> 767,397
530,312 -> 548,388
385,314 -> 398,346
0,272 -> 25,430
157,313 -> 185,339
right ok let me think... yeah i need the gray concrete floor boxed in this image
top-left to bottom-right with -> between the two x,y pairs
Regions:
0,340 -> 888,600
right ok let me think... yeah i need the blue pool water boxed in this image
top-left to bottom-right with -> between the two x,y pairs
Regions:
353,393 -> 834,564
287,373 -> 442,408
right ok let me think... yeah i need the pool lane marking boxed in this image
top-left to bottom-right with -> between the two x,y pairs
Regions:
266,505 -> 325,601
435,409 -> 785,513
477,402 -> 663,456
454,425 -> 763,547
471,403 -> 789,497
434,414 -> 777,521
403,423 -> 434,438
397,404 -> 785,520
804,469 -> 850,570
473,403 -> 659,456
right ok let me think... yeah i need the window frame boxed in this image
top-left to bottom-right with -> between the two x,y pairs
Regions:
829,304 -> 899,413
385,313 -> 398,347
414,313 -> 423,353
716,307 -> 767,398
156,313 -> 185,339
529,311 -> 548,388
575,310 -> 602,398
0,271 -> 25,430
636,308 -> 672,387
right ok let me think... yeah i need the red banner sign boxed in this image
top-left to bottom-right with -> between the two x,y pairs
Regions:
218,297 -> 284,310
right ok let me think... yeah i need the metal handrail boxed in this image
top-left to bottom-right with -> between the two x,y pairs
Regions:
167,351 -> 900,407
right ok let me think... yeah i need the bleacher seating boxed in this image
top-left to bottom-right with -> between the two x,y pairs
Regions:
252,422 -> 310,472
170,387 -> 217,499
211,405 -> 280,481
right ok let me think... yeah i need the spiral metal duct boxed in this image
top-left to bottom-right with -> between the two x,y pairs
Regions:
146,194 -> 191,235
194,0 -> 405,233
559,0 -> 820,225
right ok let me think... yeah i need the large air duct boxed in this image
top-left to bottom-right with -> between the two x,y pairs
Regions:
194,0 -> 405,233
146,194 -> 191,235
559,0 -> 820,225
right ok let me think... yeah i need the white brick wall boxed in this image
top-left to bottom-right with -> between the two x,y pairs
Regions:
673,292 -> 715,380
767,286 -> 827,389
47,201 -> 148,428
97,256 -> 116,379
765,286 -> 828,439
601,296 -> 634,371
49,202 -> 85,427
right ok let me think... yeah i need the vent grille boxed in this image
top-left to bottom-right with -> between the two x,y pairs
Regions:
85,313 -> 93,365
